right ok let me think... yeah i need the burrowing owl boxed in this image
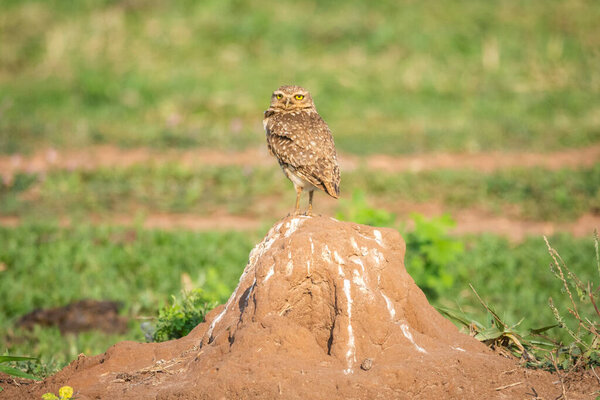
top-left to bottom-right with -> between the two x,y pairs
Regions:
264,85 -> 341,215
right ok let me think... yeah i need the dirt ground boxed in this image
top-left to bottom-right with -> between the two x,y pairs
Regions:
1,145 -> 599,241
2,216 -> 599,399
16,300 -> 128,335
2,144 -> 599,177
1,208 -> 598,242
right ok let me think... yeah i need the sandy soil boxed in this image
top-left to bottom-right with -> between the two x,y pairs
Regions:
1,207 -> 598,242
1,144 -> 598,240
1,143 -> 599,178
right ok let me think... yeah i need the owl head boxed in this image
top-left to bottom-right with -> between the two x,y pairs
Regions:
269,85 -> 315,111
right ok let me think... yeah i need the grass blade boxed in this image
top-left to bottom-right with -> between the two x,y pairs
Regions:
0,365 -> 41,381
0,356 -> 38,363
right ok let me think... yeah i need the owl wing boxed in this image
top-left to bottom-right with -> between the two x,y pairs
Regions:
266,111 -> 340,198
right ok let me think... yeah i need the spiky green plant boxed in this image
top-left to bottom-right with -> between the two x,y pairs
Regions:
0,355 -> 40,392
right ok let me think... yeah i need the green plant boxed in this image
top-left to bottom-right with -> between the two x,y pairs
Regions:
153,289 -> 220,342
0,224 -> 252,376
2,1 -> 599,155
543,232 -> 600,371
439,285 -> 555,365
441,232 -> 600,378
402,213 -> 464,300
0,355 -> 40,392
335,189 -> 396,227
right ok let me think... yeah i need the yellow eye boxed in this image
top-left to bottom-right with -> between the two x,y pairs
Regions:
295,94 -> 304,100
276,94 -> 283,99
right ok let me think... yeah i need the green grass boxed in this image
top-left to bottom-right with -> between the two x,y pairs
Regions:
437,233 -> 598,332
1,0 -> 599,154
0,223 -> 596,377
2,163 -> 599,221
1,0 -> 599,383
0,224 -> 257,375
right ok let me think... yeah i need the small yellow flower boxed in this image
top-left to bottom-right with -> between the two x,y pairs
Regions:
41,393 -> 59,400
58,386 -> 74,399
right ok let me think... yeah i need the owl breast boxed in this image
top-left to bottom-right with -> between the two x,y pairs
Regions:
264,108 -> 340,199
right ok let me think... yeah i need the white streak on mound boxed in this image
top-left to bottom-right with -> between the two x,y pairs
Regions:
350,257 -> 365,273
373,230 -> 384,247
333,251 -> 345,265
322,244 -> 332,264
343,279 -> 355,374
400,323 -> 427,354
352,270 -> 368,294
350,237 -> 360,252
286,250 -> 293,275
381,293 -> 396,319
263,265 -> 275,283
370,248 -> 385,265
284,217 -> 306,238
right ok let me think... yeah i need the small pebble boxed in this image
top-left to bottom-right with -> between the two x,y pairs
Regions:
360,358 -> 373,371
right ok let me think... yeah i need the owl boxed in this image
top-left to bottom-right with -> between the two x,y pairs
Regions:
264,85 -> 341,215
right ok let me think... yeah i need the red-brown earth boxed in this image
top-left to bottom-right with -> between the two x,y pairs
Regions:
1,145 -> 599,240
2,216 -> 598,399
2,144 -> 599,177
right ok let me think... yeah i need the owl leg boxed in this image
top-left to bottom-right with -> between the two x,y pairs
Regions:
294,185 -> 302,215
306,190 -> 314,216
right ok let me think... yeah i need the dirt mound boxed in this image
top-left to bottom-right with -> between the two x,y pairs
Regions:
17,300 -> 128,335
3,216 -> 596,399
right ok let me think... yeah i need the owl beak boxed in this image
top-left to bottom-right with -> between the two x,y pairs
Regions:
285,98 -> 290,108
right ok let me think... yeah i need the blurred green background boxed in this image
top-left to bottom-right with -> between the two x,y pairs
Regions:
2,0 -> 599,154
0,0 -> 599,378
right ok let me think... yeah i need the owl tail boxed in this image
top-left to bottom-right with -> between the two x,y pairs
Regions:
323,181 -> 340,199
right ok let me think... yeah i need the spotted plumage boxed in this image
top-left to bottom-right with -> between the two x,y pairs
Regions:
264,85 -> 341,215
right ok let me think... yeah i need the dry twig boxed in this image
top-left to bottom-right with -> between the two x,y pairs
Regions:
550,352 -> 568,400
494,381 -> 523,391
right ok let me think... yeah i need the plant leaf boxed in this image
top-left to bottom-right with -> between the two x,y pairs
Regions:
530,324 -> 559,335
0,365 -> 41,381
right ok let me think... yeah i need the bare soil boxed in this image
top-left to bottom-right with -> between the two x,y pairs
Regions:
2,208 -> 598,242
1,144 -> 599,180
2,216 -> 598,399
16,300 -> 128,335
2,144 -> 599,240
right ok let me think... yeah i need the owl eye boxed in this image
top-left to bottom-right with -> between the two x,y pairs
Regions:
276,94 -> 283,99
295,94 -> 304,100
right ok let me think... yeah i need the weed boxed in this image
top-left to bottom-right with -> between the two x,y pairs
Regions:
542,232 -> 600,371
42,386 -> 74,400
403,213 -> 464,300
0,355 -> 40,391
335,189 -> 396,227
153,289 -> 219,342
441,232 -> 600,377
